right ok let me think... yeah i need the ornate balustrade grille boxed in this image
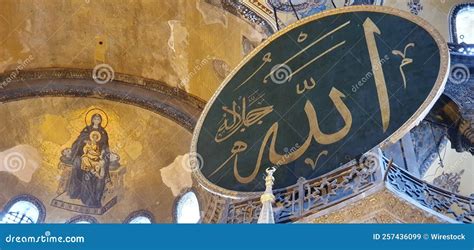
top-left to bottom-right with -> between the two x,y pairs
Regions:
226,153 -> 382,223
205,151 -> 473,224
383,156 -> 473,223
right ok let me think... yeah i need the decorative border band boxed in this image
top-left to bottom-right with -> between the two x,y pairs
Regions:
0,68 -> 206,132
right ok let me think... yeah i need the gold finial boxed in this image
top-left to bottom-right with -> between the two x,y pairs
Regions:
258,167 -> 276,223
260,167 -> 276,203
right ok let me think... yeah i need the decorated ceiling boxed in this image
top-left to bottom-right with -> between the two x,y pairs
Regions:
0,97 -> 193,223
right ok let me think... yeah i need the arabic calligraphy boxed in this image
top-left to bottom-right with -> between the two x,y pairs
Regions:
297,32 -> 308,43
214,18 -> 399,184
363,18 -> 391,133
209,140 -> 247,178
215,97 -> 273,143
234,53 -> 272,91
262,21 -> 351,84
304,150 -> 328,170
392,43 -> 415,89
214,87 -> 353,183
289,41 -> 347,79
296,77 -> 317,95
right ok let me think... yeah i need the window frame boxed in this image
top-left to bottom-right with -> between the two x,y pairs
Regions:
172,188 -> 202,224
450,3 -> 474,44
0,194 -> 46,223
66,215 -> 98,224
123,210 -> 155,224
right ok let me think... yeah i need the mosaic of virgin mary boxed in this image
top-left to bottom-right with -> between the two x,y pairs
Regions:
66,110 -> 111,208
52,108 -> 125,214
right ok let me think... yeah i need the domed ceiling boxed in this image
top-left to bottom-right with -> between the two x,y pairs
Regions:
0,97 -> 194,223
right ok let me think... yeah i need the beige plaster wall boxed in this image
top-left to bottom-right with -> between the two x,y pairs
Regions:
0,0 -> 266,101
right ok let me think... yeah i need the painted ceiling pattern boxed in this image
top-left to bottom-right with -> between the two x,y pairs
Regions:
209,0 -> 384,33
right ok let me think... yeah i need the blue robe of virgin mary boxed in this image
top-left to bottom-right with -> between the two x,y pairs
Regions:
66,117 -> 110,208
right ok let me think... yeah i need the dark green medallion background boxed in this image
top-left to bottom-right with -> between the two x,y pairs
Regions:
194,8 -> 446,193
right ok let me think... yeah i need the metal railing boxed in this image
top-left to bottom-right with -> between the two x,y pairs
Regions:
213,150 -> 473,223
225,152 -> 382,223
382,155 -> 473,223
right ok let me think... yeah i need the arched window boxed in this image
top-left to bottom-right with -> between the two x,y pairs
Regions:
451,3 -> 474,44
66,215 -> 98,224
174,190 -> 201,224
128,216 -> 152,224
0,195 -> 45,224
123,210 -> 154,224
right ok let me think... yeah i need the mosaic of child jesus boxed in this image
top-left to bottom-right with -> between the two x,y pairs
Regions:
81,131 -> 106,179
